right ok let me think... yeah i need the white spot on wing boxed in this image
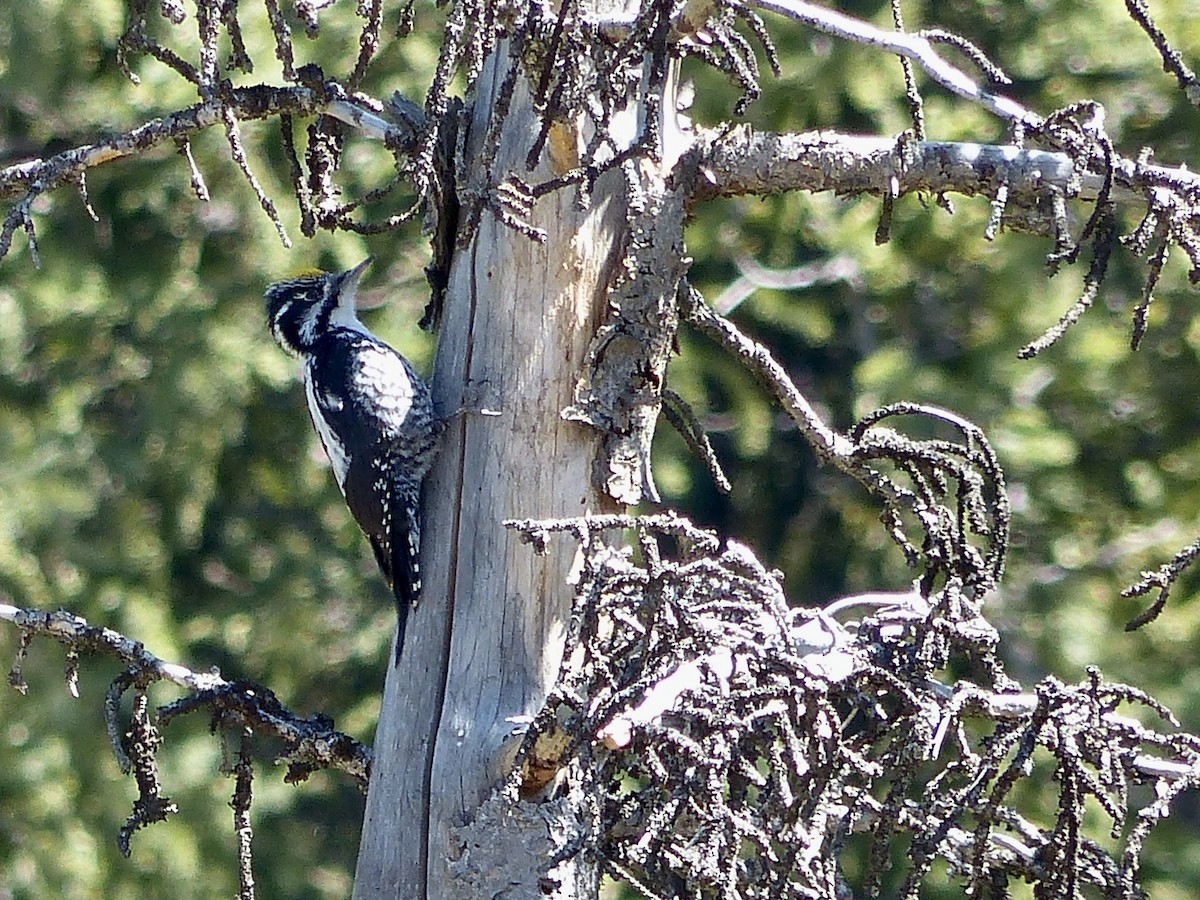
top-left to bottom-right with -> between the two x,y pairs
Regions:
303,364 -> 350,490
320,389 -> 343,412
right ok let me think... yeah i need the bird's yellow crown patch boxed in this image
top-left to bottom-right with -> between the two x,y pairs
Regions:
287,266 -> 327,279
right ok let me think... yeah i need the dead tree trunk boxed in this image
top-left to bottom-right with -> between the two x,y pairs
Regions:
352,43 -> 640,897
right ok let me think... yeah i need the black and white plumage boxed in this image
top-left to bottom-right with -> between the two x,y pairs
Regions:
264,258 -> 441,664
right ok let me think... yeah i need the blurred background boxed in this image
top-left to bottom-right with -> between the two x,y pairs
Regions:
2,0 -> 1199,896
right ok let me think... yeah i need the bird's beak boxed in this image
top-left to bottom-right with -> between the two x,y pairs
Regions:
341,256 -> 371,293
342,257 -> 386,310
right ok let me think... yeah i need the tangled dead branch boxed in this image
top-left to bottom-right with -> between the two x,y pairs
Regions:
1,600 -> 370,891
680,288 -> 1009,594
505,514 -> 1200,898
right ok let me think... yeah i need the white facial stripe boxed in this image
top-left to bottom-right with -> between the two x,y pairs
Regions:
270,299 -> 293,348
298,299 -> 325,348
328,280 -> 370,336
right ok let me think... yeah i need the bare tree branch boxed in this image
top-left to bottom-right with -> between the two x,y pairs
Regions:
0,89 -> 415,201
746,0 -> 1039,126
1123,0 -> 1200,105
1123,534 -> 1200,630
691,130 -> 1200,207
1,601 -> 371,787
0,85 -> 421,262
711,252 -> 861,315
682,287 -> 1008,590
232,736 -> 258,900
116,689 -> 177,857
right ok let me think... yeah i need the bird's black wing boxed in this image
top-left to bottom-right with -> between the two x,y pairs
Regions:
345,468 -> 420,667
340,454 -> 422,664
307,333 -> 428,663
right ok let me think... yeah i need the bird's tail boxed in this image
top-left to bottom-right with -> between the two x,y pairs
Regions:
390,507 -> 422,665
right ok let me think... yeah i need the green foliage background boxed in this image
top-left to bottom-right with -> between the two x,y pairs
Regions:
1,0 -> 1199,897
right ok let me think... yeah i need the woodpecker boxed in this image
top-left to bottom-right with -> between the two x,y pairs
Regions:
264,258 -> 441,664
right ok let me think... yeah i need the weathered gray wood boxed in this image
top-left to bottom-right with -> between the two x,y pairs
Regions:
353,45 -> 625,898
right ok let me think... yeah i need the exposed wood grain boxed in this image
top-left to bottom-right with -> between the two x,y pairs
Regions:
353,46 -> 622,898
